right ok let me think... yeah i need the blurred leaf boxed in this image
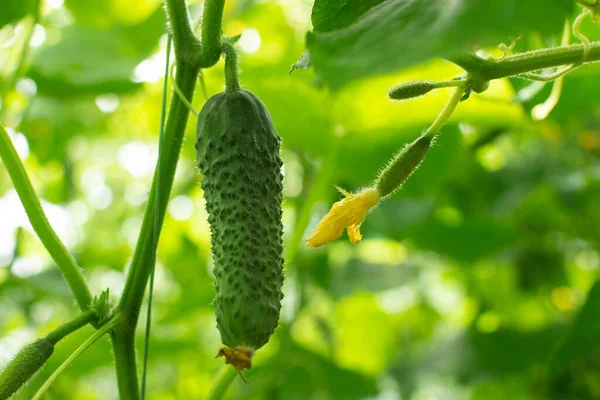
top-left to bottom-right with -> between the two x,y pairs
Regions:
247,343 -> 378,400
242,65 -> 335,157
311,0 -> 387,32
20,96 -> 106,162
467,327 -> 560,376
65,0 -> 159,27
409,219 -> 517,263
471,377 -> 529,400
332,259 -> 420,298
516,249 -> 566,291
28,8 -> 165,95
0,0 -> 38,29
306,0 -> 573,90
0,269 -> 73,302
548,281 -> 600,374
333,292 -> 399,374
364,197 -> 435,240
533,72 -> 600,122
390,326 -> 562,385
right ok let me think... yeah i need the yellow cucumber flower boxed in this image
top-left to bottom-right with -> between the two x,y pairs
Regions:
307,187 -> 381,248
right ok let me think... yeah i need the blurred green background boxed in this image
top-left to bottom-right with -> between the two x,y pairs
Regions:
1,0 -> 600,399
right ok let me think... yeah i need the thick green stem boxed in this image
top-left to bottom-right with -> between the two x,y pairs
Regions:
140,34 -> 172,400
112,60 -> 199,400
113,0 -> 226,397
118,62 -> 199,323
46,309 -> 96,344
451,41 -> 600,81
165,0 -> 200,65
0,124 -> 93,310
205,365 -> 237,400
165,0 -> 224,68
119,0 -> 224,326
111,327 -> 140,400
200,0 -> 226,67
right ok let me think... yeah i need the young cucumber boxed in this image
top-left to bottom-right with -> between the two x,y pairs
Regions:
0,338 -> 54,400
196,44 -> 284,381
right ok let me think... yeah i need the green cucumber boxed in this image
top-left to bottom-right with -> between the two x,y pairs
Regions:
195,44 -> 284,378
0,338 -> 54,400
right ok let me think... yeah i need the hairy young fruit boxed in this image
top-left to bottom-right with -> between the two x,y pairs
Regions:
196,85 -> 284,379
0,338 -> 54,400
376,134 -> 432,197
388,81 -> 436,100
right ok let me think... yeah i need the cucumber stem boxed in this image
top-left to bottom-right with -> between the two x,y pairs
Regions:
45,309 -> 97,344
223,42 -> 241,91
423,85 -> 466,139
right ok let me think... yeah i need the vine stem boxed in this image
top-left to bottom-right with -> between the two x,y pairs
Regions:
531,19 -> 571,120
140,34 -> 172,400
450,41 -> 600,81
111,0 -> 226,398
112,51 -> 199,400
116,57 -> 199,323
205,365 -> 237,400
32,315 -> 123,400
423,85 -> 467,139
0,123 -> 93,310
119,0 -> 224,327
45,309 -> 97,344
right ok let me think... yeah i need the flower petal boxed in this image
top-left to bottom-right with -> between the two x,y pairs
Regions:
347,224 -> 363,244
306,222 -> 345,248
307,187 -> 381,248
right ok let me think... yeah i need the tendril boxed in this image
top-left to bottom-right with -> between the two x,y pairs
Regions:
495,34 -> 522,61
171,62 -> 200,117
521,10 -> 593,82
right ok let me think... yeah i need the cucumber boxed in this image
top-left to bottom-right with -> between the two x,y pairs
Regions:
196,44 -> 284,380
0,338 -> 54,400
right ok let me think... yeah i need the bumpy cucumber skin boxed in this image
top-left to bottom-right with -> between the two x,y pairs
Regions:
196,89 -> 284,351
0,338 -> 54,400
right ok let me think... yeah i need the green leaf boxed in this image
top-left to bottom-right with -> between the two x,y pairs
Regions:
306,0 -> 574,90
0,0 -> 38,29
548,282 -> 600,374
312,0 -> 387,32
27,8 -> 165,95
